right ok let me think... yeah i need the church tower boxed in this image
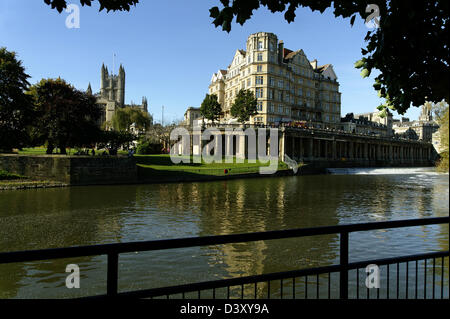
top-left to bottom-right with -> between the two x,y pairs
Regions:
99,63 -> 125,107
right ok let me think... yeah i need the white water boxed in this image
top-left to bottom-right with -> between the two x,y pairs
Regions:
326,167 -> 444,175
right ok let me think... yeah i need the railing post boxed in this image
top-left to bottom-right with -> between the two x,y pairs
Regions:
107,252 -> 119,297
340,231 -> 349,299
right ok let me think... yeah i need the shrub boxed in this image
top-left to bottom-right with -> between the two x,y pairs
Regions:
136,139 -> 163,155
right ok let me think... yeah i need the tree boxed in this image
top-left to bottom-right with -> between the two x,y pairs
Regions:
43,0 -> 138,12
0,47 -> 33,151
111,107 -> 151,132
432,100 -> 449,172
28,78 -> 102,154
209,0 -> 450,115
230,89 -> 257,124
97,130 -> 136,155
200,94 -> 222,125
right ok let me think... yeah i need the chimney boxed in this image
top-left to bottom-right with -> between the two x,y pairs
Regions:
278,40 -> 284,64
311,59 -> 318,69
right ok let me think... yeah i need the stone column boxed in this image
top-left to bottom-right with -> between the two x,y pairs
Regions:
349,141 -> 354,160
332,139 -> 337,161
309,138 -> 314,160
299,138 -> 303,160
279,132 -> 285,162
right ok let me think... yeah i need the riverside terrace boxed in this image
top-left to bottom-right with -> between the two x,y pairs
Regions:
173,124 -> 436,168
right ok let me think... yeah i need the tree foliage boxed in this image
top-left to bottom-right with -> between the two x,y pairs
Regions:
209,0 -> 450,115
230,89 -> 258,123
28,78 -> 102,154
111,107 -> 151,132
200,94 -> 222,124
43,0 -> 138,12
0,47 -> 34,151
97,130 -> 136,155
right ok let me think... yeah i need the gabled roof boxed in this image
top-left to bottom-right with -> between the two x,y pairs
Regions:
316,64 -> 331,73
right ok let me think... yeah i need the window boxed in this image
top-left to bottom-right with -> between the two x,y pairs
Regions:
258,41 -> 263,50
278,105 -> 283,114
278,91 -> 283,101
285,93 -> 290,102
247,78 -> 251,87
257,53 -> 263,61
298,88 -> 303,96
269,77 -> 275,86
306,90 -> 311,97
268,89 -> 274,99
256,76 -> 264,85
278,80 -> 284,88
256,88 -> 264,98
269,103 -> 275,113
285,107 -> 290,115
257,65 -> 263,72
257,102 -> 263,112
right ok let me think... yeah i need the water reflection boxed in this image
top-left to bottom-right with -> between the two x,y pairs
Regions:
0,169 -> 448,298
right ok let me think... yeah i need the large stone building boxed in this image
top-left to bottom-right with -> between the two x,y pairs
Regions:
340,109 -> 394,137
392,102 -> 439,142
208,32 -> 341,127
90,63 -> 149,127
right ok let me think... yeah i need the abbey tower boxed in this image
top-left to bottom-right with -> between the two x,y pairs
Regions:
91,63 -> 149,127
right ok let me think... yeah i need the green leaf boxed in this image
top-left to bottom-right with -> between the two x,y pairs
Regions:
360,68 -> 370,78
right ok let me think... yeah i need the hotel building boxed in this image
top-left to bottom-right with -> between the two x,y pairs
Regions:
208,32 -> 342,127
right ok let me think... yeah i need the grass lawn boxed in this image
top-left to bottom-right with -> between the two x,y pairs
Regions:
135,154 -> 297,179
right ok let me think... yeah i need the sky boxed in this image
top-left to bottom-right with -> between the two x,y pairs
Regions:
0,0 -> 422,123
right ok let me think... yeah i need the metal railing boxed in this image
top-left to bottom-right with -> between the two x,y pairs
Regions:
0,217 -> 448,299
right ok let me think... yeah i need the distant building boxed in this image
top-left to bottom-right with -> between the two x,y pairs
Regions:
183,107 -> 202,127
392,103 -> 439,142
340,111 -> 393,137
90,63 -> 149,127
208,32 -> 342,127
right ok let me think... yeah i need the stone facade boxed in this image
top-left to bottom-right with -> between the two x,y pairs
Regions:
208,32 -> 341,127
392,103 -> 439,142
340,110 -> 394,137
0,154 -> 138,185
183,107 -> 202,127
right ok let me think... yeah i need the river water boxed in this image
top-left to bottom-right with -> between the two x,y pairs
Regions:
0,167 -> 448,298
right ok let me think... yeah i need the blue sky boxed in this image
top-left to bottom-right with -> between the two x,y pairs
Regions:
0,0 -> 421,123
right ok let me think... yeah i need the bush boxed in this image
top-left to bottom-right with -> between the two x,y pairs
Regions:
136,139 -> 163,155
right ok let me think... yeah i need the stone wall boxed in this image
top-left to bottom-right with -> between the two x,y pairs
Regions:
0,154 -> 137,185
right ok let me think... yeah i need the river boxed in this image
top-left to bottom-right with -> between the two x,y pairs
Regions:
0,167 -> 448,298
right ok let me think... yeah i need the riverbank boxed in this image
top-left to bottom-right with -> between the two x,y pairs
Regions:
0,179 -> 68,190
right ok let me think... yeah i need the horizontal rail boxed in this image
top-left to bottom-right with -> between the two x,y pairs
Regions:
83,250 -> 449,299
0,216 -> 448,264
